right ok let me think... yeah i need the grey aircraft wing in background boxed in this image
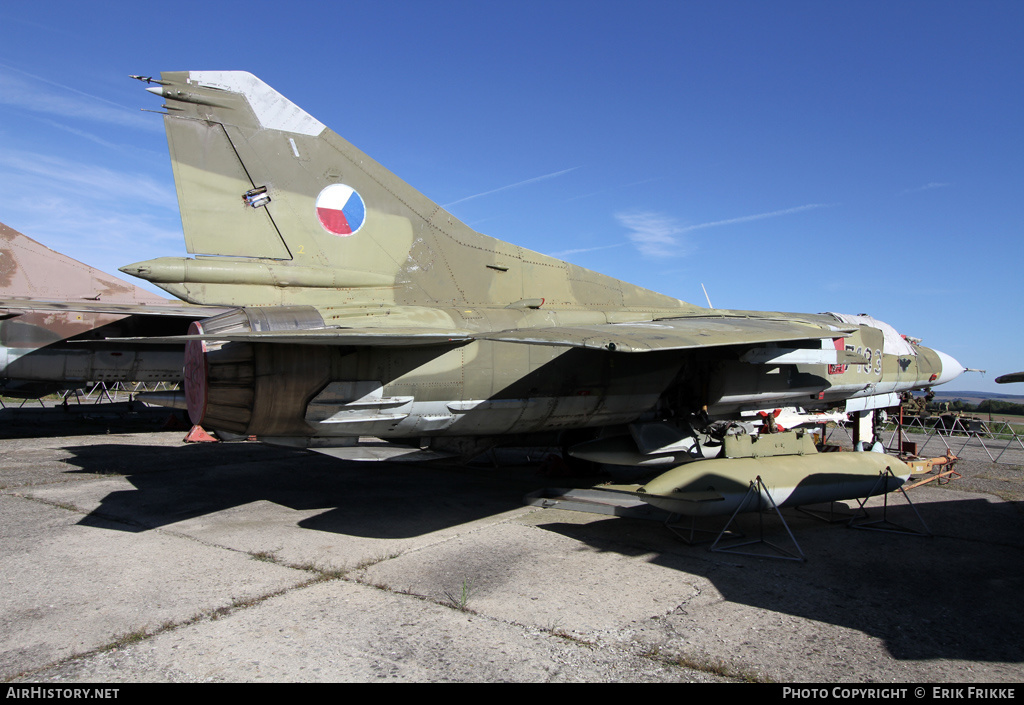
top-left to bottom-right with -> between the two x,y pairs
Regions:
0,222 -> 224,398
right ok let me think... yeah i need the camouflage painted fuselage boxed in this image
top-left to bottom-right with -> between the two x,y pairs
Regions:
121,72 -> 962,463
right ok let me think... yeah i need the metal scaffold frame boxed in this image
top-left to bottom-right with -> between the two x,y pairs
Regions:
886,414 -> 1024,464
827,411 -> 1024,465
0,381 -> 179,409
59,380 -> 180,405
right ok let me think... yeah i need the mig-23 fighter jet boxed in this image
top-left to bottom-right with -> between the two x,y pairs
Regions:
119,71 -> 965,515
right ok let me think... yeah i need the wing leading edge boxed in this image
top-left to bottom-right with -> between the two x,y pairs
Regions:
479,316 -> 854,353
104,315 -> 853,354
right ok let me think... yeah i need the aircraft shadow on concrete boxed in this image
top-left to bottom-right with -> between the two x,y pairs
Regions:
0,405 -> 180,440
63,440 -> 546,539
57,437 -> 1024,663
535,493 -> 1024,664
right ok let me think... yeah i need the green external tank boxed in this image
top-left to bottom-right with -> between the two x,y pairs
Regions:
610,432 -> 910,517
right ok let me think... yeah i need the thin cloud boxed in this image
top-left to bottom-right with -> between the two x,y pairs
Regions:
617,211 -> 689,258
617,203 -> 833,258
10,208 -> 186,291
443,167 -> 579,207
0,149 -> 176,209
900,182 -> 950,195
38,117 -> 155,154
0,65 -> 160,132
0,13 -> 80,39
0,145 -> 183,272
20,212 -> 184,251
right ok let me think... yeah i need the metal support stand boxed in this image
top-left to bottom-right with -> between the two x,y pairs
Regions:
709,476 -> 806,562
665,514 -> 742,546
797,501 -> 856,524
848,468 -> 931,536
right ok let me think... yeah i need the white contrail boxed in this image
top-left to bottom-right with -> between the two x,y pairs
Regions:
549,243 -> 625,257
565,177 -> 660,202
443,167 -> 579,207
677,203 -> 833,233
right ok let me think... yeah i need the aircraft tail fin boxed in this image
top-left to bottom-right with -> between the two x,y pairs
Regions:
0,222 -> 166,304
129,71 -> 691,313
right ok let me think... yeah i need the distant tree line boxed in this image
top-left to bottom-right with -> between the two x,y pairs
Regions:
975,399 -> 1024,416
930,399 -> 1024,416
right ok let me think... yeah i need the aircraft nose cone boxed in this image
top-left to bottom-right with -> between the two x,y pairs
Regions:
933,349 -> 965,386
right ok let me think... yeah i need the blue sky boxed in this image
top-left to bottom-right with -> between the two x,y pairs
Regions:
1,1 -> 1020,392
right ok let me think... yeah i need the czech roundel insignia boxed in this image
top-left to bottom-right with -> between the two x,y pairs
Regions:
315,184 -> 366,236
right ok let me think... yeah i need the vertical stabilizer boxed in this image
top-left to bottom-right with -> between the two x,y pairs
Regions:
133,71 -> 693,313
0,222 -> 166,304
